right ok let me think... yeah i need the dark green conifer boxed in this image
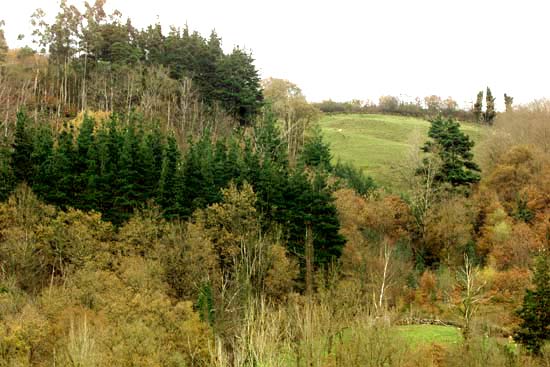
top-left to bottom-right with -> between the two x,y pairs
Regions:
422,116 -> 480,187
49,126 -> 77,207
113,125 -> 141,223
515,252 -> 550,355
12,111 -> 34,183
158,134 -> 182,218
75,115 -> 97,210
31,125 -> 54,200
504,93 -> 514,113
483,87 -> 496,124
473,91 -> 483,123
301,125 -> 332,171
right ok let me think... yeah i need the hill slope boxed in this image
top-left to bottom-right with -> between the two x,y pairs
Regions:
320,113 -> 484,190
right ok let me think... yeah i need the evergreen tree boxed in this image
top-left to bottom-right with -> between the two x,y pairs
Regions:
181,135 -> 219,216
483,87 -> 496,124
95,117 -> 121,220
0,20 -> 8,64
255,109 -> 288,167
138,127 -> 164,200
421,116 -> 480,187
308,172 -> 346,264
214,47 -> 263,126
253,110 -> 290,221
0,136 -> 15,201
48,126 -> 77,207
31,125 -> 54,200
473,91 -> 483,123
504,93 -> 514,113
12,111 -> 34,184
301,125 -> 332,171
332,160 -> 376,196
158,134 -> 182,218
241,138 -> 261,188
74,115 -> 97,210
284,168 -> 346,269
112,124 -> 142,224
515,252 -> 550,355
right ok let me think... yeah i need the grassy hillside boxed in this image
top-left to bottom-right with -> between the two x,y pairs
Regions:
320,113 -> 484,190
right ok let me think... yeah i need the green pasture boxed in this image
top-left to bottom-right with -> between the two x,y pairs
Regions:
320,113 -> 484,190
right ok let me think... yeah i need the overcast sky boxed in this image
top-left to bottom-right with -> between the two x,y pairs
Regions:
3,0 -> 550,109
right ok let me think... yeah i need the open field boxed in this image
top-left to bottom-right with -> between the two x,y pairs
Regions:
396,325 -> 462,346
320,113 -> 485,190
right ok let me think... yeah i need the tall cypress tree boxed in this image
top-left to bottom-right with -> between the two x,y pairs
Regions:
504,93 -> 514,113
484,87 -> 496,124
473,91 -> 483,123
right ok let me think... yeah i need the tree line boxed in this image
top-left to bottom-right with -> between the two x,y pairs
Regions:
0,109 -> 380,273
314,88 -> 514,124
0,0 -> 263,134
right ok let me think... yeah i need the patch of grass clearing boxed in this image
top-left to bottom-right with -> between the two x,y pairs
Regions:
321,113 -> 485,191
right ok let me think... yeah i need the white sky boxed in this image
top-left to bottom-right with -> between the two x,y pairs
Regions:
3,0 -> 550,109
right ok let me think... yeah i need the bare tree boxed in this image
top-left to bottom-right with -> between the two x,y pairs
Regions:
398,130 -> 443,243
376,239 -> 394,311
457,254 -> 484,340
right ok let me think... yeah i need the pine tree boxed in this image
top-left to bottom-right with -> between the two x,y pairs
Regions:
421,116 -> 481,187
112,125 -> 142,224
255,109 -> 288,167
332,160 -> 376,196
0,136 -> 15,201
158,134 -> 182,218
214,47 -> 263,126
504,93 -> 514,113
48,126 -> 77,207
473,91 -> 483,123
95,117 -> 121,220
31,125 -> 54,200
300,125 -> 332,171
138,127 -> 164,201
285,168 -> 345,270
483,87 -> 496,124
181,136 -> 220,216
74,115 -> 96,210
12,111 -> 34,184
514,252 -> 550,355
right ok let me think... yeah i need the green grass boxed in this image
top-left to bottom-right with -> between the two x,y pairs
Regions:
320,113 -> 484,190
395,325 -> 462,346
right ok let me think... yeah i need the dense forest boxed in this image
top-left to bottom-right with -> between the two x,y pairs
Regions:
1,1 -> 550,366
